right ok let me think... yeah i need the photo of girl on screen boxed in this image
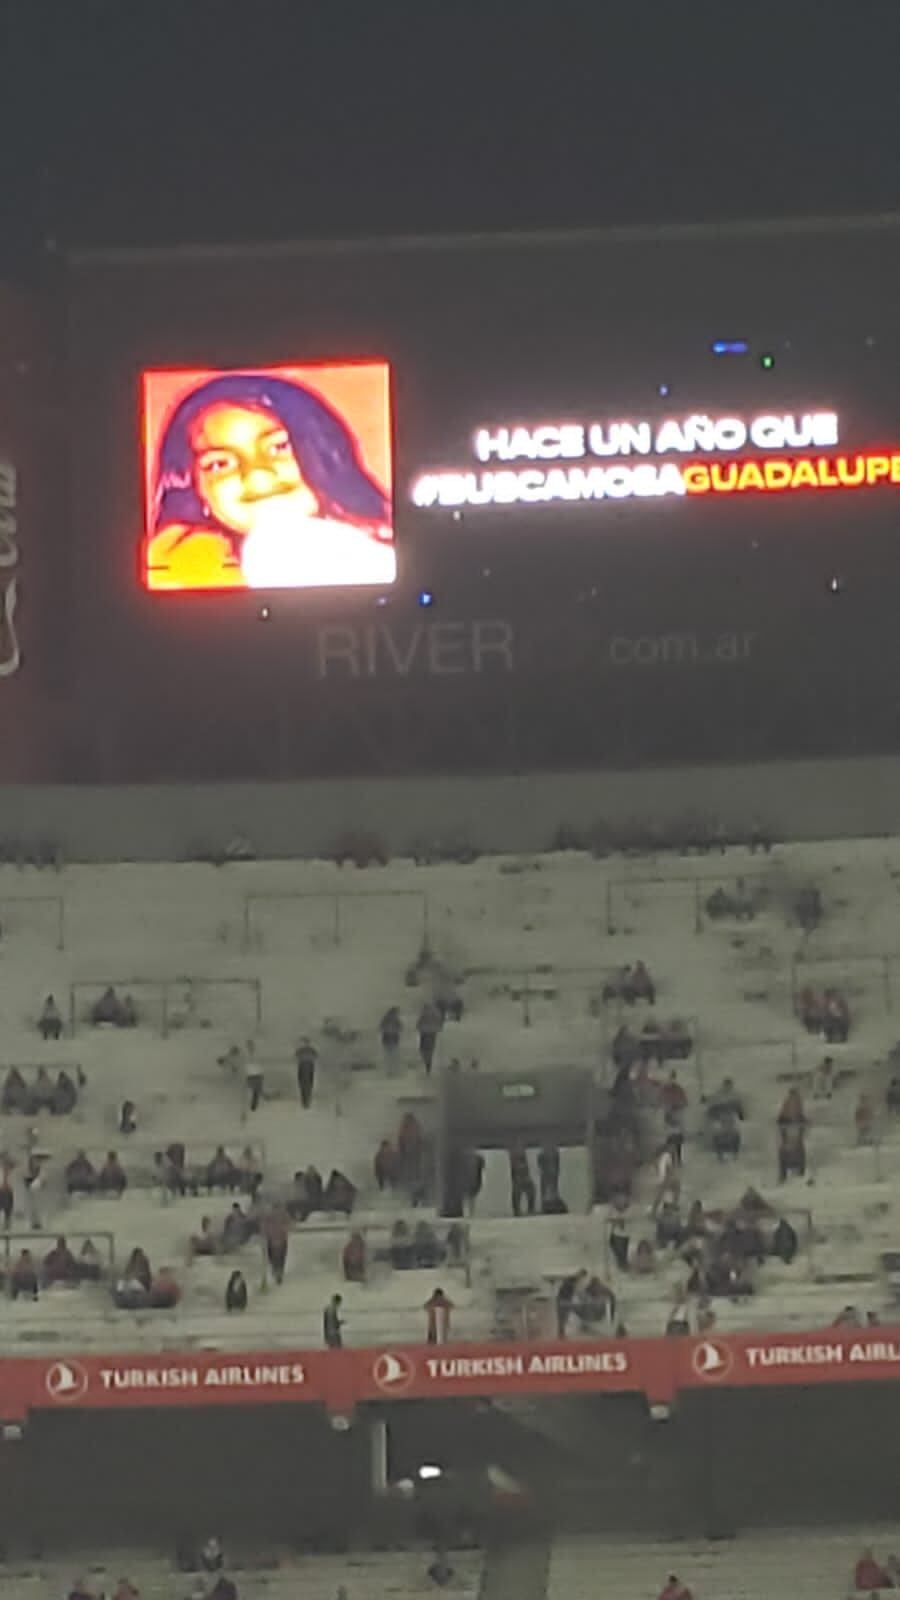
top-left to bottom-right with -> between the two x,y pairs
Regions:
143,369 -> 395,590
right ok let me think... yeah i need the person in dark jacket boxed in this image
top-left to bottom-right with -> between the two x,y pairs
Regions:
323,1292 -> 344,1348
295,1038 -> 317,1108
537,1144 -> 561,1210
509,1143 -> 536,1217
417,1002 -> 442,1073
225,1270 -> 248,1312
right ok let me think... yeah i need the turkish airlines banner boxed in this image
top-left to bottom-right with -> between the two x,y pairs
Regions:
3,1329 -> 900,1421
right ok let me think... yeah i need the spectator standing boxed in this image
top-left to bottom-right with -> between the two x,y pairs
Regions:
424,1286 -> 454,1344
262,1205 -> 289,1286
417,1001 -> 442,1074
38,995 -> 63,1041
379,1006 -> 402,1069
509,1144 -> 536,1217
537,1143 -> 561,1210
323,1292 -> 344,1348
295,1038 -> 318,1108
245,1044 -> 264,1113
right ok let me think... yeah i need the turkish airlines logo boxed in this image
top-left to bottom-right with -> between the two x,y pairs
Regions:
691,1340 -> 734,1381
373,1352 -> 415,1392
45,1361 -> 89,1402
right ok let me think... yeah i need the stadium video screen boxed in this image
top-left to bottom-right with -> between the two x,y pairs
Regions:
141,361 -> 394,591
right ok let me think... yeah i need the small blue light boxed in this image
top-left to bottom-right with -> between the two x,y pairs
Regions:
418,590 -> 435,608
658,384 -> 670,397
711,340 -> 749,356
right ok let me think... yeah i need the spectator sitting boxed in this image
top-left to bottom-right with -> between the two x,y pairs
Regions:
38,994 -> 63,1040
200,1536 -> 225,1573
576,1275 -> 616,1327
833,1304 -> 863,1327
217,1042 -> 246,1075
78,1238 -> 102,1281
225,1269 -> 248,1312
155,1148 -> 190,1198
1,1066 -> 29,1114
374,1138 -> 399,1191
111,1581 -> 140,1600
119,1099 -> 138,1135
798,986 -> 824,1034
43,1235 -> 80,1287
887,1075 -> 900,1114
32,1066 -> 56,1111
149,1265 -> 181,1308
10,1247 -> 39,1300
634,1238 -> 656,1274
556,1269 -> 588,1336
125,1246 -> 152,1293
342,1230 -> 367,1283
390,1219 -> 416,1270
67,1579 -> 98,1600
323,1168 -> 356,1213
286,1169 -> 314,1222
823,987 -> 850,1044
65,1150 -> 98,1195
427,1553 -> 455,1588
208,1579 -> 238,1600
413,1219 -> 444,1268
50,1068 -> 77,1116
206,1146 -> 239,1192
626,960 -> 655,1003
110,1271 -> 145,1330
301,1164 -> 324,1211
91,986 -> 127,1027
665,1297 -> 692,1336
222,1203 -> 252,1252
98,1149 -> 127,1196
708,1249 -> 755,1298
854,1549 -> 891,1591
852,1093 -> 875,1147
190,1216 -> 217,1257
658,1576 -> 693,1600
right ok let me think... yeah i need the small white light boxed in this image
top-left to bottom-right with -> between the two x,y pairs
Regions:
418,1464 -> 442,1480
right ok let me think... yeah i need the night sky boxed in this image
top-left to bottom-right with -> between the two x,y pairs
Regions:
2,0 -> 899,273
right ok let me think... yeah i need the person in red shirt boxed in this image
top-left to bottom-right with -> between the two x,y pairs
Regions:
854,1549 -> 890,1591
658,1576 -> 693,1600
424,1287 -> 454,1344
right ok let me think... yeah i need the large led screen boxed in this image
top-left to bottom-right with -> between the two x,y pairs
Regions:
141,361 -> 394,591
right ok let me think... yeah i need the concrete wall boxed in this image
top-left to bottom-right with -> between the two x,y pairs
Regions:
0,754 -> 898,862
